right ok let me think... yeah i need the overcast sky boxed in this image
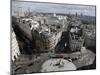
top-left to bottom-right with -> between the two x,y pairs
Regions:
12,1 -> 96,16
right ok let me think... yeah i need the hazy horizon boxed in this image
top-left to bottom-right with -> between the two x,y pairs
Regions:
12,1 -> 96,16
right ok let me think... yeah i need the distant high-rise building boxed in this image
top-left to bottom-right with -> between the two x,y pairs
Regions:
16,7 -> 24,18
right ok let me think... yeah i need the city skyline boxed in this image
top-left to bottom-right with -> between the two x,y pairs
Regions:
12,1 -> 96,16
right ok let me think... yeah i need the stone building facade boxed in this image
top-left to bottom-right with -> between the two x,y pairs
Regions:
11,28 -> 20,61
32,23 -> 63,52
69,33 -> 84,51
68,16 -> 84,52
